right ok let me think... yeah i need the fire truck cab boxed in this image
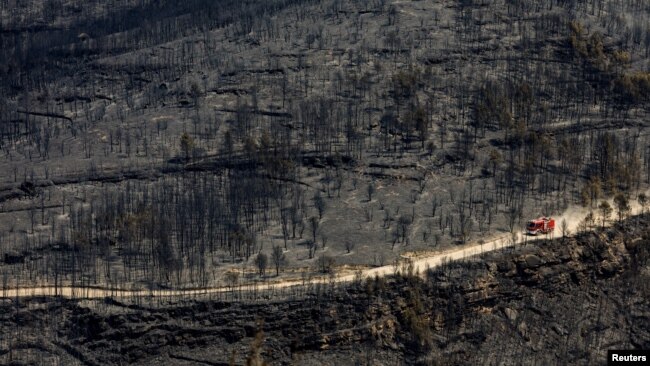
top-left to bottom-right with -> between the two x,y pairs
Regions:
525,217 -> 555,235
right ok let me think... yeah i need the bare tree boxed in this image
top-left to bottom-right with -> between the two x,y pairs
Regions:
307,239 -> 317,259
255,253 -> 268,277
614,193 -> 630,222
314,193 -> 326,219
180,132 -> 195,161
584,211 -> 596,229
317,254 -> 335,273
638,193 -> 647,214
280,208 -> 290,249
367,182 -> 375,202
458,213 -> 472,244
560,218 -> 569,239
507,206 -> 519,233
599,201 -> 612,228
434,233 -> 442,247
431,196 -> 440,218
271,246 -> 285,276
398,215 -> 413,244
321,233 -> 328,249
345,240 -> 356,253
309,216 -> 319,244
225,271 -> 239,291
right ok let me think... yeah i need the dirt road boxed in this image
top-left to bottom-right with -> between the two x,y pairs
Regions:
2,191 -> 647,299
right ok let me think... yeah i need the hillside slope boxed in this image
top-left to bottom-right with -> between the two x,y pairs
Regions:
0,0 -> 649,298
1,214 -> 649,365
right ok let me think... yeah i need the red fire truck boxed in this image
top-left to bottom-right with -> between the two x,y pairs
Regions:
525,217 -> 555,235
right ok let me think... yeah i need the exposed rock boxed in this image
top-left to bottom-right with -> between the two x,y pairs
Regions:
497,260 -> 515,273
524,254 -> 543,269
503,307 -> 518,322
599,260 -> 619,277
551,323 -> 568,336
517,321 -> 530,341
